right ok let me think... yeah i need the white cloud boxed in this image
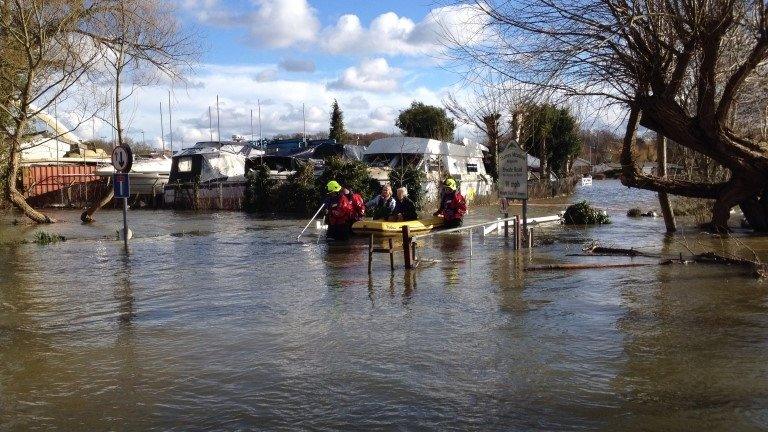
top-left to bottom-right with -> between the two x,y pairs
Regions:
319,5 -> 488,56
328,58 -> 401,93
184,0 -> 319,48
253,69 -> 278,82
279,58 -> 316,72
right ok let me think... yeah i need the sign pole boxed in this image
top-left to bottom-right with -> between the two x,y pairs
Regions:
112,145 -> 133,250
122,197 -> 129,250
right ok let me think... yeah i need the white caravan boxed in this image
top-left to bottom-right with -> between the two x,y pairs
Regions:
364,137 -> 493,200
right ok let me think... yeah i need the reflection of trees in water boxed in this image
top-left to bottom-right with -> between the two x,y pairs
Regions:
609,244 -> 768,430
489,248 -> 528,312
0,244 -> 41,420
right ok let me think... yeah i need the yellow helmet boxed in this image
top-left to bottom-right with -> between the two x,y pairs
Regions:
443,178 -> 457,191
327,180 -> 342,193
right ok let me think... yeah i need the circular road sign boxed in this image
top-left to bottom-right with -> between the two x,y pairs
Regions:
111,145 -> 133,173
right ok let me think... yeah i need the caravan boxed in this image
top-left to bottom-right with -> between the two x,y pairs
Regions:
364,137 -> 493,200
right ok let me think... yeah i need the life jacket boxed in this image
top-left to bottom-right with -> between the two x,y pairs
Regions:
328,194 -> 353,226
439,191 -> 467,222
346,191 -> 365,221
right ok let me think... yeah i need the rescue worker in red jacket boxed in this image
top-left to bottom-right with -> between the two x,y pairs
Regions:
324,180 -> 354,240
433,178 -> 467,228
342,184 -> 366,222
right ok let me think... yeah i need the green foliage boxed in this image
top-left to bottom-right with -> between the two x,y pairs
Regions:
563,201 -> 611,225
522,104 -> 582,176
389,164 -> 427,208
244,163 -> 278,212
32,231 -> 66,245
329,99 -> 346,143
280,162 -> 321,215
316,156 -> 375,200
396,102 -> 456,142
245,161 -> 320,215
245,157 -> 374,215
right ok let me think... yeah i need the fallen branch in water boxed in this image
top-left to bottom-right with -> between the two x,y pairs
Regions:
526,262 -> 653,271
580,244 -> 768,278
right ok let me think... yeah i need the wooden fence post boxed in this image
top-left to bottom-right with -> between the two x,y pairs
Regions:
504,211 -> 509,238
388,238 -> 395,271
402,226 -> 412,269
368,235 -> 374,274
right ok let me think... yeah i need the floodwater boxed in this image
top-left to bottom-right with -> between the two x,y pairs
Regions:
2,180 -> 768,431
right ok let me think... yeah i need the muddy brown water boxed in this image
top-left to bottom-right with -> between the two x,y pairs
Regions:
2,180 -> 768,431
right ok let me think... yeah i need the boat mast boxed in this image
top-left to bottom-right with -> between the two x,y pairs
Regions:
302,103 -> 306,145
258,99 -> 262,146
209,106 -> 213,142
168,90 -> 173,154
160,102 -> 165,154
250,109 -> 254,142
216,95 -> 221,149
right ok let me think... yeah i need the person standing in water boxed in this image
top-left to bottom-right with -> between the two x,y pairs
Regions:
342,184 -> 366,223
324,180 -> 353,240
433,178 -> 466,228
389,187 -> 418,221
365,184 -> 396,220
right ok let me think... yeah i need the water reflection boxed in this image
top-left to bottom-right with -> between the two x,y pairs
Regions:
1,182 -> 768,430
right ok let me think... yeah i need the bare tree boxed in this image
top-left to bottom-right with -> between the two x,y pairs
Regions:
443,73 -> 530,179
0,1 -> 100,222
451,0 -> 768,232
0,0 -> 196,223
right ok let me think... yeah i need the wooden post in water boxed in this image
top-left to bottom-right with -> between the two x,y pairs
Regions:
402,226 -> 412,269
527,228 -> 533,248
388,238 -> 395,271
514,215 -> 521,250
656,133 -> 676,232
368,235 -> 374,274
504,211 -> 509,238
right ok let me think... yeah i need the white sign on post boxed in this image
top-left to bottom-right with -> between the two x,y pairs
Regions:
111,145 -> 133,173
497,142 -> 528,200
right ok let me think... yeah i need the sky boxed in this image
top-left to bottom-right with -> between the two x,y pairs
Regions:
69,0 -> 493,150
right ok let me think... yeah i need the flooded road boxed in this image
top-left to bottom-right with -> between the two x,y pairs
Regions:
2,180 -> 768,431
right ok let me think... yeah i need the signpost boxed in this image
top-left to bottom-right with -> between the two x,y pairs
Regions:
112,145 -> 133,250
497,142 -> 529,240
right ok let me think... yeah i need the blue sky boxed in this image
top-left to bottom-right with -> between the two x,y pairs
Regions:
75,0 -> 489,148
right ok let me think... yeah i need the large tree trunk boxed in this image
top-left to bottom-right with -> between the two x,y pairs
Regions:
620,98 -> 768,233
4,140 -> 55,223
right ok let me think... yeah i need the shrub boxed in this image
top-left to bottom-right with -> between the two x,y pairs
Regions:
563,201 -> 611,225
33,231 -> 66,245
316,156 -> 375,200
245,163 -> 278,212
389,164 -> 426,208
627,208 -> 642,217
278,162 -> 320,215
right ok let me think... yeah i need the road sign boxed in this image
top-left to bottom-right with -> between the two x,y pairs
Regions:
111,145 -> 133,173
114,173 -> 130,199
498,142 -> 528,200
